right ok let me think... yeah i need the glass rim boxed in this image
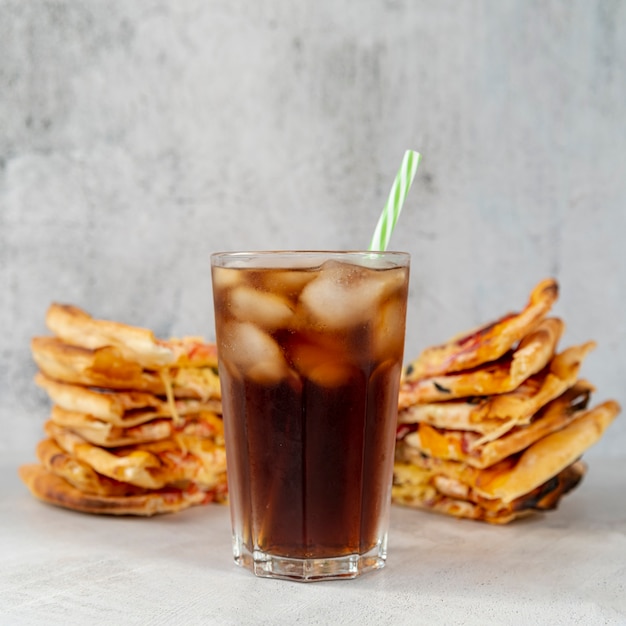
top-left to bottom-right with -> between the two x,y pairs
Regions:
211,250 -> 410,269
211,250 -> 410,255
211,250 -> 410,259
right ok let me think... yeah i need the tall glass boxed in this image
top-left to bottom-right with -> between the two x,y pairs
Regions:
211,251 -> 409,581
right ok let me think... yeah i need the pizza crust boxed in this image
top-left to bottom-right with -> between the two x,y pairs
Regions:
35,373 -> 220,425
398,400 -> 619,504
36,439 -> 148,497
31,337 -> 220,399
401,318 -> 563,403
19,464 -> 218,516
398,342 -> 595,438
477,400 -> 619,502
49,405 -> 224,448
404,278 -> 558,381
392,460 -> 586,524
44,421 -> 227,491
399,381 -> 594,469
45,303 -> 218,369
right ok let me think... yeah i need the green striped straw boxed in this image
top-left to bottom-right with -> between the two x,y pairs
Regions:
369,150 -> 421,251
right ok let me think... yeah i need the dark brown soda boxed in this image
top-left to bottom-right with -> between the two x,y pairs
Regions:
220,328 -> 402,559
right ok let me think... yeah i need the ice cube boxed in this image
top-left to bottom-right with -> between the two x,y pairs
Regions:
261,269 -> 317,296
299,261 -> 403,329
290,341 -> 330,375
247,360 -> 300,386
373,299 -> 407,361
212,267 -> 243,291
219,321 -> 291,385
306,362 -> 358,388
368,358 -> 403,417
290,341 -> 355,387
229,286 -> 294,329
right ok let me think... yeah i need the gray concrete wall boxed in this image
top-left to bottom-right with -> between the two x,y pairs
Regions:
1,1 -> 625,457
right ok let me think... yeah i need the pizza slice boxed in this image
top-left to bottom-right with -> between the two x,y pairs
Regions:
49,405 -> 224,448
31,337 -> 220,400
35,438 -> 148,497
397,400 -> 619,505
392,460 -> 585,524
45,303 -> 218,369
404,278 -> 558,381
44,421 -> 227,491
19,464 -> 222,516
397,381 -> 594,469
398,342 -> 595,439
401,317 -> 563,404
35,374 -> 222,427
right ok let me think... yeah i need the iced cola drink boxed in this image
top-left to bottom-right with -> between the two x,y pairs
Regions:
211,251 -> 409,581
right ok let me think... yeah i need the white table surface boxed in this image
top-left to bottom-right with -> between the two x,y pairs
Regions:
1,453 -> 625,626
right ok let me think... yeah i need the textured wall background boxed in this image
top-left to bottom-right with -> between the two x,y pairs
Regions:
1,1 -> 625,457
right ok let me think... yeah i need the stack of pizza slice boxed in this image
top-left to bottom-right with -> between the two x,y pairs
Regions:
392,279 -> 621,524
20,304 -> 227,516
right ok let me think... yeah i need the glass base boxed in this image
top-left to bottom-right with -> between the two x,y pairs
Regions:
233,537 -> 388,582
